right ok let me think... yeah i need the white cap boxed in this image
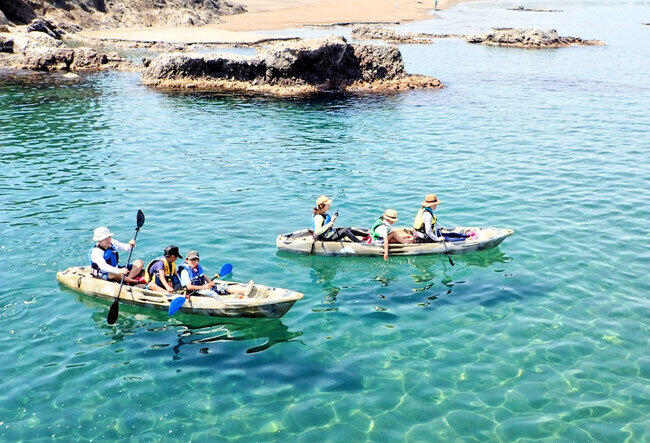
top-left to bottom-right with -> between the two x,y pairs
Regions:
93,227 -> 114,242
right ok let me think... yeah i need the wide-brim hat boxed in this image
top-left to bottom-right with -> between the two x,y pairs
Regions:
422,193 -> 443,207
316,195 -> 332,206
383,209 -> 398,221
93,226 -> 114,242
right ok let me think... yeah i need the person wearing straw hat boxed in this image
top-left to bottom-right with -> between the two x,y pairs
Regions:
369,209 -> 414,260
413,193 -> 470,243
312,195 -> 365,243
89,226 -> 144,285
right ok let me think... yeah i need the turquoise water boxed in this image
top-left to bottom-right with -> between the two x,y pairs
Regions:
1,0 -> 649,440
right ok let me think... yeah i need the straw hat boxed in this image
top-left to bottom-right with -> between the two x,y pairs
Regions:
422,194 -> 443,207
93,226 -> 114,242
316,195 -> 332,206
383,209 -> 398,221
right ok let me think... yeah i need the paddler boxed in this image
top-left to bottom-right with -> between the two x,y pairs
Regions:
178,250 -> 254,298
90,226 -> 144,285
369,209 -> 414,260
312,195 -> 365,243
412,193 -> 469,243
144,245 -> 182,293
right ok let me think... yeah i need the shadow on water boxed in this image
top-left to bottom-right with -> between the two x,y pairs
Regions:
74,291 -> 303,354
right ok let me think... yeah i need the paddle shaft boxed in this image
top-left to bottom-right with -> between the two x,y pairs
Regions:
114,228 -> 141,300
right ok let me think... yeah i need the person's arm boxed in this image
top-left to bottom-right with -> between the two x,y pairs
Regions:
423,212 -> 443,241
157,269 -> 174,292
181,270 -> 213,291
112,239 -> 134,252
313,214 -> 336,236
91,248 -> 125,274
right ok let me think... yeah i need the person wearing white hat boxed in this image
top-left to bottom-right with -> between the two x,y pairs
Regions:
90,226 -> 144,284
312,196 -> 365,243
369,209 -> 414,260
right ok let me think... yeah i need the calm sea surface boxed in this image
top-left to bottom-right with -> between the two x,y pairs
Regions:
1,0 -> 649,440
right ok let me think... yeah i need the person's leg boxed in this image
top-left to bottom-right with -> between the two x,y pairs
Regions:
127,260 -> 144,278
387,230 -> 413,244
147,275 -> 168,292
107,272 -> 140,285
342,228 -> 363,243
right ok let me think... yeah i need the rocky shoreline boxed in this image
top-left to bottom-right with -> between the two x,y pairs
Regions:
508,6 -> 563,12
141,36 -> 443,96
466,28 -> 605,49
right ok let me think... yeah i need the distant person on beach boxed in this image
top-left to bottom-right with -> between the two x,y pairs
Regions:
144,245 -> 182,293
412,193 -> 469,243
369,209 -> 414,260
90,226 -> 144,285
177,250 -> 254,298
312,195 -> 365,243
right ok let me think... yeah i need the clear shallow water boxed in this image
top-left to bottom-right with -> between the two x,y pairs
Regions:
1,0 -> 649,440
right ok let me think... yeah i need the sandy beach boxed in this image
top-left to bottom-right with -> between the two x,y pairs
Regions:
80,0 -> 467,43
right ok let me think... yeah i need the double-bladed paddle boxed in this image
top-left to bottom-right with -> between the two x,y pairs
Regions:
107,210 -> 145,324
168,262 -> 233,316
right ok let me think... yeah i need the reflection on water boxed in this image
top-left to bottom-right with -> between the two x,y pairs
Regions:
77,292 -> 302,354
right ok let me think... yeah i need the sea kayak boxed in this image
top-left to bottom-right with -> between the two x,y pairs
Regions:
276,226 -> 514,256
57,267 -> 303,318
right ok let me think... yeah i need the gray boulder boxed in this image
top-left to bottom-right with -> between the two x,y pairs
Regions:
14,45 -> 128,71
0,9 -> 10,26
11,31 -> 63,52
467,28 -> 604,48
27,18 -> 63,39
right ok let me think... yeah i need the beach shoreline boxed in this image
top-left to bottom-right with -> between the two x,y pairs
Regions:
77,0 -> 478,44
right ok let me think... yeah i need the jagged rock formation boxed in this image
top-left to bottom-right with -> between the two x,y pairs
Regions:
508,6 -> 563,12
142,36 -> 443,96
0,23 -> 132,71
0,0 -> 245,29
466,28 -> 605,48
351,25 -> 462,44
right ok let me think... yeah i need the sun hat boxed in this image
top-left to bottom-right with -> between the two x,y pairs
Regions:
383,209 -> 398,221
93,226 -> 114,242
422,193 -> 443,207
316,195 -> 333,206
186,250 -> 200,260
164,245 -> 183,258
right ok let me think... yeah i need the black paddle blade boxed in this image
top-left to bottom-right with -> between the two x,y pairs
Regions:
136,210 -> 145,229
107,299 -> 119,324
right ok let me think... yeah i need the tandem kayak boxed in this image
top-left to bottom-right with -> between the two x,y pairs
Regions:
276,227 -> 514,256
57,267 -> 304,318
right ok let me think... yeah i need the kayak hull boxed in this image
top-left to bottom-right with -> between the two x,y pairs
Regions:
57,267 -> 303,318
276,227 -> 514,256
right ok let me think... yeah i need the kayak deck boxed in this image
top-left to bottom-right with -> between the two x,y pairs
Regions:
276,226 -> 514,256
57,267 -> 303,318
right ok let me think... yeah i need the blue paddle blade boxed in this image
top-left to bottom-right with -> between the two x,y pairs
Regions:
168,296 -> 186,316
219,263 -> 233,277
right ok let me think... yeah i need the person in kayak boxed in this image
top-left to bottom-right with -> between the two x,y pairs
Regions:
412,194 -> 470,243
144,245 -> 182,293
312,195 -> 366,242
178,250 -> 254,298
90,226 -> 144,285
369,209 -> 414,260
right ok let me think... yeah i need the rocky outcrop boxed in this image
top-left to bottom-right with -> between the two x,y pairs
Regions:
466,28 -> 605,48
0,0 -> 245,29
351,25 -> 441,44
0,26 -> 132,71
142,36 -> 443,96
508,6 -> 563,12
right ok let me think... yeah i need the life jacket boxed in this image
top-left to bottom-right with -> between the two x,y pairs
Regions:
313,213 -> 334,239
178,262 -> 206,287
413,207 -> 437,232
144,257 -> 177,284
89,243 -> 119,274
370,217 -> 392,240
